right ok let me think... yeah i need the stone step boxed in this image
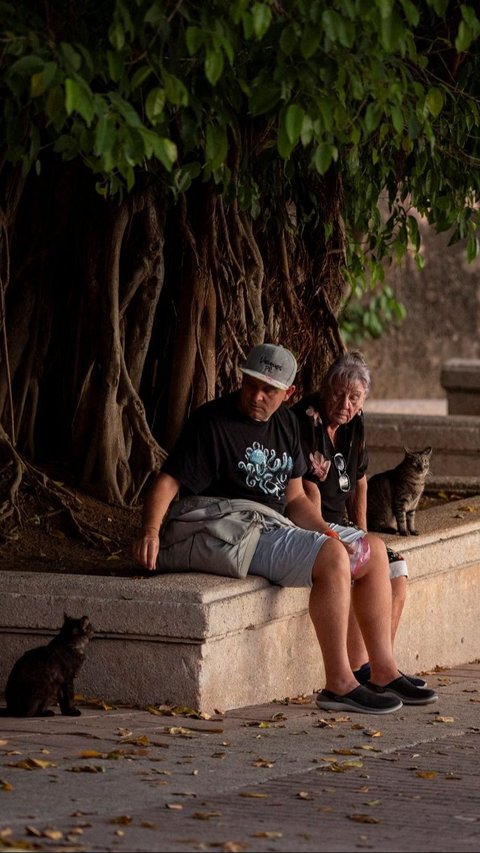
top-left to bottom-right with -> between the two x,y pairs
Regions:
1,497 -> 480,713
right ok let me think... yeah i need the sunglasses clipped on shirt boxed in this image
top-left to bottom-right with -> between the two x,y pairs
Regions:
333,452 -> 351,493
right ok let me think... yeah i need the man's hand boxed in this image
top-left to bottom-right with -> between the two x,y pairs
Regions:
133,527 -> 160,571
132,471 -> 181,572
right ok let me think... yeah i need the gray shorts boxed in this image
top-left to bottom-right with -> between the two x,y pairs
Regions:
248,523 -> 408,588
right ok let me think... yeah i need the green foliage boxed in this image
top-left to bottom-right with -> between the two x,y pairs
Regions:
1,0 -> 480,281
340,285 -> 407,344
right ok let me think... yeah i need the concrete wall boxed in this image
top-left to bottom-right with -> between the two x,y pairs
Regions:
359,218 -> 480,399
2,497 -> 480,713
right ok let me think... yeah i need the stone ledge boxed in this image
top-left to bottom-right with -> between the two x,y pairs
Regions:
440,359 -> 480,415
364,412 -> 480,477
1,496 -> 480,712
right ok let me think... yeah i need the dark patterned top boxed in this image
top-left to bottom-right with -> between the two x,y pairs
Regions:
162,392 -> 307,515
291,393 -> 368,524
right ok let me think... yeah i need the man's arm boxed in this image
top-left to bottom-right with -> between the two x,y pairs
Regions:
345,474 -> 367,530
301,477 -> 322,511
284,477 -> 330,533
133,471 -> 181,571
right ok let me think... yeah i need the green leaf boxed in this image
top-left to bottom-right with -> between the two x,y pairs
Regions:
205,49 -> 224,86
145,87 -> 166,124
322,10 -> 341,42
110,94 -> 141,127
455,20 -> 473,52
45,86 -> 65,129
390,105 -> 404,133
466,234 -> 479,263
206,124 -> 228,170
30,72 -> 46,97
186,26 -> 204,55
107,50 -> 123,82
280,24 -> 297,56
95,115 -> 116,160
300,25 -> 321,59
131,65 -> 152,89
277,119 -> 294,159
174,161 -> 202,193
375,0 -> 394,20
249,82 -> 281,116
60,42 -> 82,71
425,87 -> 444,118
399,0 -> 419,26
109,21 -> 125,51
364,102 -> 382,134
9,55 -> 44,76
407,214 -> 420,250
285,104 -> 305,145
164,73 -> 189,106
251,3 -> 272,38
64,78 -> 94,126
150,136 -> 178,171
313,143 -> 337,175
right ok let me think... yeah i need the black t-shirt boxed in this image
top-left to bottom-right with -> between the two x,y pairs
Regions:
291,393 -> 368,524
162,392 -> 307,515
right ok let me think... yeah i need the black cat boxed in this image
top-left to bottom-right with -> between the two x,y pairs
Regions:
367,446 -> 433,536
2,614 -> 94,717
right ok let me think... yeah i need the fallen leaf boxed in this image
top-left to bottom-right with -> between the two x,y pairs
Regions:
349,813 -> 380,824
80,750 -> 103,758
192,811 -> 221,820
75,695 -> 114,711
67,765 -> 106,773
252,831 -> 283,838
416,771 -> 438,779
10,758 -> 57,770
165,803 -> 183,810
25,826 -> 43,837
42,828 -> 63,840
239,791 -> 268,798
433,716 -> 455,724
297,791 -> 312,799
323,760 -> 363,772
121,734 -> 149,746
252,758 -> 275,768
0,780 -> 13,792
333,748 -> 360,756
110,816 -> 133,825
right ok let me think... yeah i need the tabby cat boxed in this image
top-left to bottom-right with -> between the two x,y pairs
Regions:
2,614 -> 94,717
367,446 -> 433,536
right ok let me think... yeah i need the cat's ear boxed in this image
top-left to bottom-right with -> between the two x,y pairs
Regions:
425,446 -> 433,456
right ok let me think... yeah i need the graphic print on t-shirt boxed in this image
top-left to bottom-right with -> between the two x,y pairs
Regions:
238,441 -> 293,496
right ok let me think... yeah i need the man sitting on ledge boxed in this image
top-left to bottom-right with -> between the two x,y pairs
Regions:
133,343 -> 438,714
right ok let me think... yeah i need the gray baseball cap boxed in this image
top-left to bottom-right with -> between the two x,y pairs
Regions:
240,344 -> 298,390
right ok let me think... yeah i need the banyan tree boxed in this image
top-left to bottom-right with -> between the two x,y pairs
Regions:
1,0 -> 479,536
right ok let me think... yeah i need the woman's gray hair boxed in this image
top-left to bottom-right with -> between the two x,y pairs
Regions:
322,350 -> 371,397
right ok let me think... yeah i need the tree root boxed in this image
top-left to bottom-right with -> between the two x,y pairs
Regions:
0,428 -> 122,550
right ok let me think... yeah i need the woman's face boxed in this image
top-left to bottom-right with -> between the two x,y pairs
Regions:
324,379 -> 366,427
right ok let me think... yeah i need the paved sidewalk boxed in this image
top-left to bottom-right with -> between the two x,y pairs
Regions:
1,662 -> 480,852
